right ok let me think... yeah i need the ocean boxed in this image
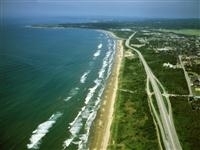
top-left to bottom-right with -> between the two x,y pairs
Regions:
0,21 -> 116,150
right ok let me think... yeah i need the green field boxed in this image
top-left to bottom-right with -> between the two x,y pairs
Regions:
159,29 -> 200,36
109,51 -> 159,150
170,97 -> 200,150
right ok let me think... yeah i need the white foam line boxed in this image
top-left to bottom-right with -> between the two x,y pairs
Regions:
95,87 -> 105,107
69,107 -> 85,127
76,38 -> 116,149
77,85 -> 107,150
106,45 -> 116,79
63,78 -> 101,149
63,36 -> 117,150
63,138 -> 74,148
80,70 -> 90,84
63,109 -> 85,149
69,117 -> 83,136
78,111 -> 97,150
98,50 -> 112,79
27,112 -> 62,149
84,79 -> 101,105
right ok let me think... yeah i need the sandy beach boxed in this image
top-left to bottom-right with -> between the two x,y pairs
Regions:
89,32 -> 123,150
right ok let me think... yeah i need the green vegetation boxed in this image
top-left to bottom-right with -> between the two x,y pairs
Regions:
137,46 -> 189,95
58,19 -> 200,30
112,31 -> 132,39
192,87 -> 200,96
110,25 -> 199,150
159,29 -> 200,36
109,55 -> 159,150
31,19 -> 200,150
170,97 -> 200,150
190,64 -> 200,75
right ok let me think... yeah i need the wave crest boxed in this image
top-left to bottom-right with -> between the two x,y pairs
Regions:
27,112 -> 62,149
80,71 -> 90,84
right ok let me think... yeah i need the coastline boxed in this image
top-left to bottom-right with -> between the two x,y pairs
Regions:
89,31 -> 123,149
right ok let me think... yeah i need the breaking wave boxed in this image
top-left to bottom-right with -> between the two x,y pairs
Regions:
80,71 -> 90,84
93,49 -> 101,58
97,43 -> 103,49
64,87 -> 79,102
84,79 -> 101,105
93,43 -> 103,59
62,78 -> 102,149
62,33 -> 116,150
27,112 -> 62,149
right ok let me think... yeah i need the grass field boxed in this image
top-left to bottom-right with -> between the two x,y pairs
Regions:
159,29 -> 200,36
170,97 -> 200,150
109,53 -> 159,150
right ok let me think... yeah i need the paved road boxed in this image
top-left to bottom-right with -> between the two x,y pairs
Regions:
178,55 -> 193,96
126,33 -> 182,150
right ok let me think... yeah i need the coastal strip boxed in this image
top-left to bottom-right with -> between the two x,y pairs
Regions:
89,32 -> 123,149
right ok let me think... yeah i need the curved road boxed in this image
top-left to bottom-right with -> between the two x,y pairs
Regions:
126,33 -> 182,150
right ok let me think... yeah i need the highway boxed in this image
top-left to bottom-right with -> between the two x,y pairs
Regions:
126,32 -> 182,150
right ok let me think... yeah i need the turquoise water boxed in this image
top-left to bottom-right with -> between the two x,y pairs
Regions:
0,24 -> 116,149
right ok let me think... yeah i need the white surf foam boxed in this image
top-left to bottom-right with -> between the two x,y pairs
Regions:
98,62 -> 107,79
63,109 -> 84,149
27,112 -> 62,149
98,43 -> 103,49
64,87 -> 79,102
84,79 -> 101,105
80,71 -> 90,84
98,49 -> 112,79
69,117 -> 83,135
106,48 -> 115,79
63,78 -> 101,149
63,138 -> 74,148
77,36 -> 116,149
77,37 -> 116,150
77,86 -> 107,150
93,49 -> 101,58
64,96 -> 72,102
94,87 -> 105,107
93,43 -> 103,59
63,35 -> 117,150
69,108 -> 84,127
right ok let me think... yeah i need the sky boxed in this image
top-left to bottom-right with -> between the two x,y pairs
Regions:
1,0 -> 200,19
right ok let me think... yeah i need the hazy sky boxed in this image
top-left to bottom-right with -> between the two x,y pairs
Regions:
1,0 -> 200,18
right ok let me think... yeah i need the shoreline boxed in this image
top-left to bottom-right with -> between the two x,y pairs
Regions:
89,31 -> 123,149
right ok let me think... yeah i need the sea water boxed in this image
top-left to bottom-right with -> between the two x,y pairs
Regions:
0,21 -> 116,150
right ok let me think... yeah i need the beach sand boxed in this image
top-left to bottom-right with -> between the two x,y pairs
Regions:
89,33 -> 124,150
